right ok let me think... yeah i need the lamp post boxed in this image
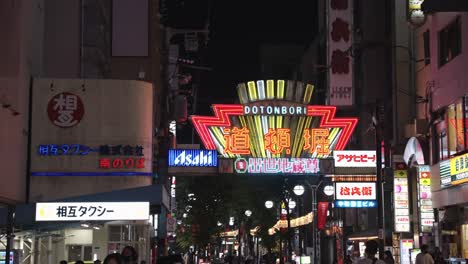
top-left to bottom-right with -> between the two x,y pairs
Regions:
293,185 -> 305,255
305,178 -> 323,264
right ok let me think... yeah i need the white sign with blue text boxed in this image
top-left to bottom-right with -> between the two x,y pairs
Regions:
168,149 -> 218,167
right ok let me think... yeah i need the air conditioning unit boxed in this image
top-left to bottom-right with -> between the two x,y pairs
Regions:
404,118 -> 429,138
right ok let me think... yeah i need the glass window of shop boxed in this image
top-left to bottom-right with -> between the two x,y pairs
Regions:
436,97 -> 467,162
67,245 -> 93,262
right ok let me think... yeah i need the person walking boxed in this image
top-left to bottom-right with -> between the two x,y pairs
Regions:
121,246 -> 138,264
104,253 -> 124,264
383,251 -> 394,264
431,247 -> 444,264
415,245 -> 434,264
356,240 -> 385,264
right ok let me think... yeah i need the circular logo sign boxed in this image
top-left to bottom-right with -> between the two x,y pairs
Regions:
47,92 -> 84,128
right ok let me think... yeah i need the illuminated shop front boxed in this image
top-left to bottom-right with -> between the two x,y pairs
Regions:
430,95 -> 468,259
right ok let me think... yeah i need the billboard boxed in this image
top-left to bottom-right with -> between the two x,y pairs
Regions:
30,78 -> 154,200
333,150 -> 376,167
234,158 -> 320,174
328,0 -> 354,106
191,80 -> 358,160
394,168 -> 410,232
335,182 -> 376,200
36,202 -> 149,221
168,149 -> 217,167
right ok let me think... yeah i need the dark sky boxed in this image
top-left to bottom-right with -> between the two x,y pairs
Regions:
197,0 -> 318,114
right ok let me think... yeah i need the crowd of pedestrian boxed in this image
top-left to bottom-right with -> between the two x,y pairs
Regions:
58,245 -> 145,264
344,240 -> 445,264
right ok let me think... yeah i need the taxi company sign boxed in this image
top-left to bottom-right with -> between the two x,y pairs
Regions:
168,149 -> 217,167
335,182 -> 376,200
234,158 -> 320,174
47,92 -> 85,128
333,150 -> 376,167
36,202 -> 150,221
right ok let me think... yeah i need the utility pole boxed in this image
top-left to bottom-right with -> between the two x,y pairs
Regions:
375,102 -> 385,258
5,205 -> 15,264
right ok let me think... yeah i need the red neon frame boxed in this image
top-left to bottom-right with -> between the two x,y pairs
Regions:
190,104 -> 357,151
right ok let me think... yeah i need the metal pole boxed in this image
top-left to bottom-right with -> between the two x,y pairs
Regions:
375,103 -> 385,258
5,205 -> 15,264
312,186 -> 317,264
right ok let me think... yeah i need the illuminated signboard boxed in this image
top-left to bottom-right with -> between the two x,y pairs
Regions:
333,150 -> 376,167
408,0 -> 426,26
418,166 -> 434,232
36,143 -> 147,170
335,182 -> 376,200
449,153 -> 468,186
36,202 -> 150,221
334,200 -> 376,208
440,160 -> 452,188
394,167 -> 410,232
168,149 -> 218,167
191,80 -> 358,159
234,158 -> 320,174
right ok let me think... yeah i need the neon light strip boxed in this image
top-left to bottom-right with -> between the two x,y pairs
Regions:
32,172 -> 153,176
307,105 -> 358,150
191,104 -> 244,150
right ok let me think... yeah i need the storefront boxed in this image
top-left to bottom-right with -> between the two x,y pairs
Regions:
430,94 -> 468,259
0,184 -> 169,264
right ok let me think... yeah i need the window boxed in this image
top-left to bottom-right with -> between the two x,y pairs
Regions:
423,30 -> 431,65
67,245 -> 93,262
439,17 -> 461,67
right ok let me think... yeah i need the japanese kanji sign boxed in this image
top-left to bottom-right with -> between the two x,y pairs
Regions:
335,182 -> 376,200
190,80 -> 358,160
234,157 -> 320,174
418,165 -> 434,232
333,150 -> 377,167
47,92 -> 84,128
394,162 -> 410,232
328,0 -> 354,106
36,202 -> 149,221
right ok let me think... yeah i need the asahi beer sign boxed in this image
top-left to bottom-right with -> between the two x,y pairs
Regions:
168,149 -> 218,167
47,92 -> 85,128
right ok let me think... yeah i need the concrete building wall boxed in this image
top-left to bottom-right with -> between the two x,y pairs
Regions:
0,0 -> 45,204
428,13 -> 468,111
43,0 -> 81,78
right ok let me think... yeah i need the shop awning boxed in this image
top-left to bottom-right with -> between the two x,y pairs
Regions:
0,184 -> 167,229
403,137 -> 426,167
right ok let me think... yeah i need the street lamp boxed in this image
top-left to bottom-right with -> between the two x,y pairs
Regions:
265,200 -> 274,209
288,200 -> 296,209
293,185 -> 305,196
245,210 -> 252,217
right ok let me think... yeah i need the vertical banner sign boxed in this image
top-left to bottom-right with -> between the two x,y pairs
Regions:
394,166 -> 410,232
418,165 -> 435,232
317,202 -> 329,230
328,0 -> 354,106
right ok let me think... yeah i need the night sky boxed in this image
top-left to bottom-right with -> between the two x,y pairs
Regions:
198,0 -> 318,114
177,0 -> 317,143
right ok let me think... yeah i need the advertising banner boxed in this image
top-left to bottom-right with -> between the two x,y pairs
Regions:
333,150 -> 376,167
394,166 -> 410,232
328,0 -> 354,106
317,202 -> 329,230
418,165 -> 434,232
335,182 -> 376,200
234,158 -> 320,174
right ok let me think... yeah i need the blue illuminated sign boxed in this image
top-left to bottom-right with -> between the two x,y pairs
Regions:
334,200 -> 377,208
37,144 -> 144,156
168,149 -> 218,167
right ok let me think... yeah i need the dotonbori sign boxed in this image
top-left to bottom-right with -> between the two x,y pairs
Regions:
190,80 -> 358,162
168,149 -> 217,167
47,92 -> 85,128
